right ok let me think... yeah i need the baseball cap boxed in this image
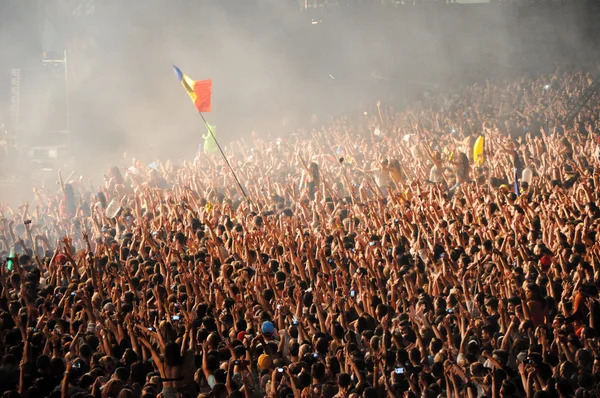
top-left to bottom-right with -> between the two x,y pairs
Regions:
261,321 -> 275,335
540,255 -> 552,268
257,354 -> 272,370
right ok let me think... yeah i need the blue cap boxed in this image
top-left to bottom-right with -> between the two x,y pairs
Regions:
261,321 -> 275,335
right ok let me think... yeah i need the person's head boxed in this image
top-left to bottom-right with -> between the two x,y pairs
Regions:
115,367 -> 130,383
429,338 -> 443,355
311,361 -> 326,382
130,362 -> 147,386
257,354 -> 272,371
492,350 -> 509,367
207,332 -> 221,349
499,380 -> 518,398
525,283 -> 541,300
315,337 -> 329,355
24,386 -> 42,398
575,349 -> 593,372
409,347 -> 421,365
556,377 -> 574,397
102,379 -> 124,398
164,341 -> 183,367
49,357 -> 66,379
117,389 -> 134,398
485,297 -> 498,313
362,387 -> 378,398
337,372 -> 352,390
519,320 -> 534,335
98,356 -> 116,376
559,361 -> 578,381
3,391 -> 23,398
481,325 -> 495,342
309,162 -> 319,179
261,321 -> 275,338
36,355 -> 51,373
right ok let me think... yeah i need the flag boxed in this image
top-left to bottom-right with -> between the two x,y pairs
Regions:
203,122 -> 218,154
172,65 -> 212,112
473,135 -> 485,167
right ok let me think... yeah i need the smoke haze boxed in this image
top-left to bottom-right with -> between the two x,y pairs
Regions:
0,0 -> 599,201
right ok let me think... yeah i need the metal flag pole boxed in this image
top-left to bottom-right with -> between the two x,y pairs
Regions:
197,112 -> 249,201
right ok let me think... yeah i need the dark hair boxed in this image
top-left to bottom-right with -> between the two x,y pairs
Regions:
164,342 -> 183,367
309,162 -> 320,182
110,166 -> 124,184
115,367 -> 130,382
337,372 -> 351,388
311,362 -> 326,380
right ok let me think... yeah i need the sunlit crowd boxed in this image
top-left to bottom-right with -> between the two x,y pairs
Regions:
0,70 -> 600,398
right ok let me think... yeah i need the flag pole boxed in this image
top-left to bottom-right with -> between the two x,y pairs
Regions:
198,112 -> 249,201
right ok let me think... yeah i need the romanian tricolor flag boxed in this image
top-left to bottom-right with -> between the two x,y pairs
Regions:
172,65 -> 212,112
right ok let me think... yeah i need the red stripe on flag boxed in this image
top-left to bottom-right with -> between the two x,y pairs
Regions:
193,79 -> 212,112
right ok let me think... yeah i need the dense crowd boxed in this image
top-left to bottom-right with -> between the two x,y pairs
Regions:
1,69 -> 600,398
